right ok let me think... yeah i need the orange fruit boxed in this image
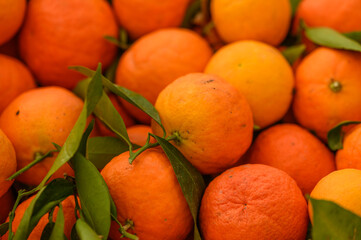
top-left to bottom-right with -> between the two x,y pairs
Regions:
0,129 -> 16,197
101,148 -> 193,240
293,47 -> 361,140
294,0 -> 361,34
205,40 -> 294,129
199,164 -> 309,240
127,125 -> 153,146
247,123 -> 335,194
0,87 -> 86,186
0,54 -> 36,113
151,73 -> 253,174
19,0 -> 118,89
112,0 -> 191,39
3,195 -> 76,240
115,28 -> 213,123
0,0 -> 26,45
0,189 -> 15,224
96,93 -> 135,137
336,124 -> 361,170
309,169 -> 361,221
211,0 -> 291,45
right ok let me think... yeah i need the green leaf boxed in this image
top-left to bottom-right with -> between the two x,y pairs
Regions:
310,198 -> 361,240
14,179 -> 74,240
281,44 -> 305,65
153,135 -> 205,240
344,31 -> 361,43
73,78 -> 131,146
327,121 -> 361,151
290,0 -> 301,16
37,64 -> 103,189
304,26 -> 361,52
40,222 -> 55,240
86,137 -> 129,170
181,0 -> 201,28
104,58 -> 119,83
70,66 -> 165,134
49,204 -> 67,240
75,219 -> 101,240
0,222 -> 9,237
73,153 -> 111,239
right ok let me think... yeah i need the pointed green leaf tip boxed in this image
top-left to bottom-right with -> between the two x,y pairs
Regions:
153,135 -> 205,240
327,121 -> 361,151
310,198 -> 361,240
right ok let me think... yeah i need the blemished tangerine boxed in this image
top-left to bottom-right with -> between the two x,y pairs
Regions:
152,73 -> 253,174
0,87 -> 86,186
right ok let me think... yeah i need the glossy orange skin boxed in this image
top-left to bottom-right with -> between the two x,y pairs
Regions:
336,124 -> 361,170
0,189 -> 14,224
19,0 -> 118,89
151,73 -> 253,174
127,125 -> 153,146
3,195 -> 76,240
309,169 -> 361,221
211,0 -> 291,45
0,54 -> 36,113
0,130 -> 16,197
200,164 -> 308,240
101,149 -> 193,240
295,0 -> 361,33
0,0 -> 26,45
96,94 -> 135,137
115,28 -> 213,123
205,40 -> 294,129
0,87 -> 84,186
247,124 -> 335,194
293,47 -> 361,140
112,0 -> 191,39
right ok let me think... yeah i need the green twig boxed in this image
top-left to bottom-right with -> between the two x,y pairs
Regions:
128,133 -> 177,164
8,188 -> 38,239
111,215 -> 138,240
7,150 -> 58,181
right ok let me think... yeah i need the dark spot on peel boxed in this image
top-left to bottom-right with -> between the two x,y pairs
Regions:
16,110 -> 20,116
205,79 -> 214,84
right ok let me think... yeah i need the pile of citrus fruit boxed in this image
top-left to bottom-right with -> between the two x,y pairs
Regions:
1,0 -> 361,239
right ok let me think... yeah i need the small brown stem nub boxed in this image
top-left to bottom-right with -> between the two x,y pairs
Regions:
329,79 -> 342,93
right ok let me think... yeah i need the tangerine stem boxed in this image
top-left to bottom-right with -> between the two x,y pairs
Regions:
111,215 -> 139,240
329,79 -> 342,93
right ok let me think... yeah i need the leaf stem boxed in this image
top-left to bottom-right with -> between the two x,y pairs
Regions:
7,150 -> 58,181
8,188 -> 38,239
128,133 -> 177,164
111,215 -> 138,240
